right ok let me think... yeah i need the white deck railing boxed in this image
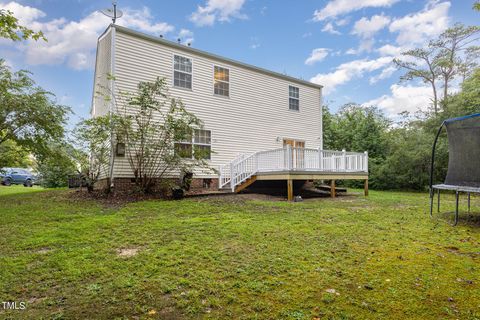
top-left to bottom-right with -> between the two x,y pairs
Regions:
219,146 -> 368,191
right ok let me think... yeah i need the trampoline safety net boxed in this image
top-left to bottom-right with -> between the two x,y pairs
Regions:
444,115 -> 480,188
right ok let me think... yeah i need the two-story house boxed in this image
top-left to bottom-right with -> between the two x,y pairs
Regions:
91,24 -> 368,199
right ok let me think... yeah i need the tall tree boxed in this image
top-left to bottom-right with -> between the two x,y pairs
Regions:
394,24 -> 480,114
0,9 -> 45,41
433,24 -> 480,105
0,60 -> 70,159
393,48 -> 440,113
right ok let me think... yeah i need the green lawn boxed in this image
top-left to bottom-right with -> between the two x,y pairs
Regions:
0,185 -> 479,319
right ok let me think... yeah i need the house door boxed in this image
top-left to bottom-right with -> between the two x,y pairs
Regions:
283,139 -> 305,169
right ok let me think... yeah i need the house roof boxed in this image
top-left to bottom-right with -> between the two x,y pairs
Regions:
111,24 -> 323,90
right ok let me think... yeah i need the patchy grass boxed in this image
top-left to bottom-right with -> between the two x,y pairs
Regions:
0,187 -> 479,319
0,184 -> 46,197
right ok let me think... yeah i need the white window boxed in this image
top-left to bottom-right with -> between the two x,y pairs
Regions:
214,66 -> 229,96
175,129 -> 211,159
174,55 -> 192,89
289,85 -> 299,111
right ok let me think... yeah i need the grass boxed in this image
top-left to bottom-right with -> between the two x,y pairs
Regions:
0,185 -> 479,319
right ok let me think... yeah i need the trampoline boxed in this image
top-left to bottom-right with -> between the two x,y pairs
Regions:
429,113 -> 480,225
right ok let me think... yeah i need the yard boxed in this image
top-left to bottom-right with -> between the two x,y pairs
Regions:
0,186 -> 479,319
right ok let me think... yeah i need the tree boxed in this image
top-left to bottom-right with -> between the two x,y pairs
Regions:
114,77 -> 212,193
442,68 -> 480,118
394,24 -> 480,114
394,48 -> 440,114
474,1 -> 480,11
0,139 -> 32,168
74,116 -> 115,192
322,103 -> 391,188
35,143 -> 78,188
323,103 -> 390,159
0,60 -> 70,159
0,9 -> 45,41
433,24 -> 480,105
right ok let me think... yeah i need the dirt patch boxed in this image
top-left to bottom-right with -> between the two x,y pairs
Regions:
67,186 -> 361,208
117,248 -> 140,257
35,248 -> 52,254
28,297 -> 47,305
67,189 -> 165,208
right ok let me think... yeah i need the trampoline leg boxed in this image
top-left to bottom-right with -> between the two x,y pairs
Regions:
437,189 -> 440,213
454,191 -> 459,226
468,192 -> 471,213
429,189 -> 434,217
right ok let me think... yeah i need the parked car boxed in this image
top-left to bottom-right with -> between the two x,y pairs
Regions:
0,168 -> 36,187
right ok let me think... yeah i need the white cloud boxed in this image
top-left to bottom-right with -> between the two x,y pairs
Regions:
305,48 -> 329,65
335,17 -> 350,26
362,84 -> 432,115
120,7 -> 175,34
389,1 -> 450,46
0,2 -> 176,70
177,29 -> 194,45
190,0 -> 247,27
345,38 -> 376,55
321,22 -> 341,35
352,14 -> 390,38
313,0 -> 400,21
1,1 -> 45,24
349,14 -> 390,54
345,48 -> 358,55
377,44 -> 403,57
310,56 -> 392,94
369,65 -> 397,84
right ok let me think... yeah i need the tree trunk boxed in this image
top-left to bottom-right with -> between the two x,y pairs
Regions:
443,78 -> 449,108
431,79 -> 438,115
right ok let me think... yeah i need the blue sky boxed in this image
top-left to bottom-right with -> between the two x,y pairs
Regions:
0,0 -> 478,126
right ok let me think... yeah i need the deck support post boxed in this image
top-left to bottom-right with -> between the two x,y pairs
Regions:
330,180 -> 336,198
287,179 -> 294,201
364,179 -> 369,197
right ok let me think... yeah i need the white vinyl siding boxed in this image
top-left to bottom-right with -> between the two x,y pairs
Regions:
91,29 -> 113,180
108,28 -> 322,178
91,30 -> 112,117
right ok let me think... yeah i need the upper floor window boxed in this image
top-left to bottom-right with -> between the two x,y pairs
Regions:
214,66 -> 229,97
174,55 -> 192,89
289,86 -> 299,111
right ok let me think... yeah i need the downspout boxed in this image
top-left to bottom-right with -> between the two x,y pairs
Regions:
108,24 -> 116,190
319,86 -> 323,149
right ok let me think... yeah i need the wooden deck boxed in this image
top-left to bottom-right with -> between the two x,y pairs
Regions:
220,147 -> 369,201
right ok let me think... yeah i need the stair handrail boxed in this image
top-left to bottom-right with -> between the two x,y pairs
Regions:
230,152 -> 257,191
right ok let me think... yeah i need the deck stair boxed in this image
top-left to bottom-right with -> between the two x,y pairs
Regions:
235,175 -> 257,193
